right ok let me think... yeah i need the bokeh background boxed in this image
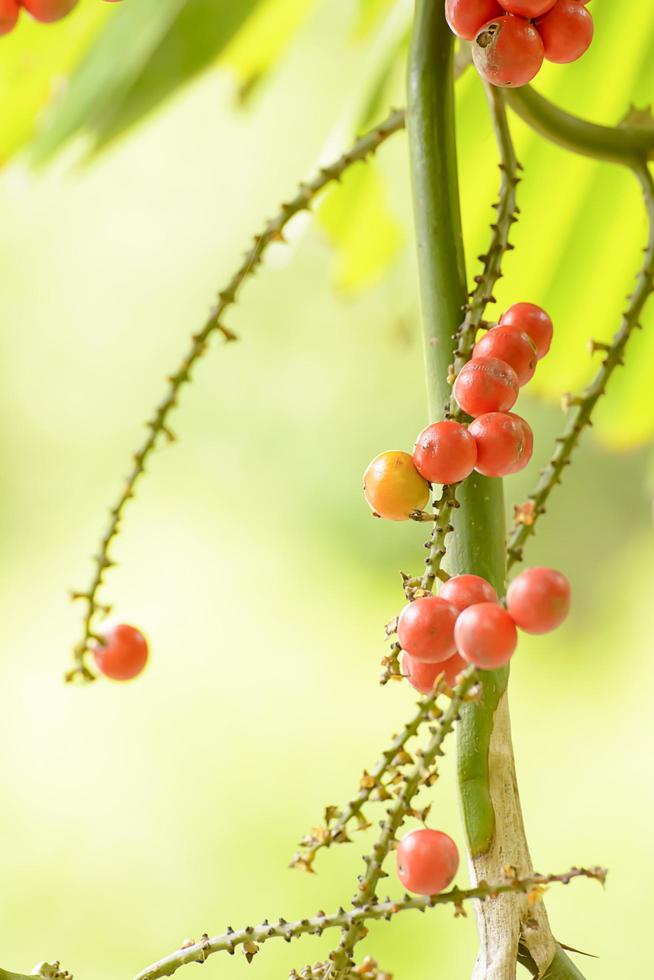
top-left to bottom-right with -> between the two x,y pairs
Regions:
0,0 -> 652,977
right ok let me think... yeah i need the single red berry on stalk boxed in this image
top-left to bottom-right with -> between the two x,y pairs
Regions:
396,828 -> 460,895
469,412 -> 533,478
21,0 -> 78,22
439,574 -> 498,611
401,651 -> 467,693
363,451 -> 430,522
413,420 -> 477,485
93,623 -> 149,681
473,324 -> 538,387
445,0 -> 503,41
0,0 -> 19,34
500,303 -> 553,359
398,596 -> 459,664
507,567 -> 571,634
499,0 -> 555,16
472,16 -> 544,89
455,603 -> 518,669
453,356 -> 519,418
536,0 -> 594,64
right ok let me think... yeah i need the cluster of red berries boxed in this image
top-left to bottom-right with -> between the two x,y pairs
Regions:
92,623 -> 149,681
363,302 -> 553,521
0,0 -> 119,34
446,0 -> 594,88
394,565 -> 570,895
400,566 -> 570,692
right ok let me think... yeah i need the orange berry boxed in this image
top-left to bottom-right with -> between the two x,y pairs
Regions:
363,451 -> 430,522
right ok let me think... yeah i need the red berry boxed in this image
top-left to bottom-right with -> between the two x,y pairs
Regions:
439,574 -> 498,611
507,567 -> 571,634
455,603 -> 517,669
453,357 -> 519,418
499,303 -> 553,360
22,0 -> 78,22
398,596 -> 458,664
413,420 -> 477,485
363,451 -> 430,522
473,325 -> 537,387
445,0 -> 503,41
93,623 -> 149,681
536,0 -> 593,64
0,0 -> 19,34
440,652 -> 468,687
396,828 -> 459,895
472,16 -> 544,88
499,0 -> 555,15
468,412 -> 533,478
401,651 -> 467,693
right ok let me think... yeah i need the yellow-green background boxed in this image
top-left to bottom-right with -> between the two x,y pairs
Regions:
0,0 -> 652,977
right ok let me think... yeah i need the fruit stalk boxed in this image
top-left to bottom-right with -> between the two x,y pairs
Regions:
133,867 -> 606,980
406,3 -> 583,977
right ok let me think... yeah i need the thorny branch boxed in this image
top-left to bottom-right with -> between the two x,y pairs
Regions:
450,84 -> 521,408
326,668 -> 478,977
68,110 -> 406,682
133,867 -> 605,980
508,163 -> 654,569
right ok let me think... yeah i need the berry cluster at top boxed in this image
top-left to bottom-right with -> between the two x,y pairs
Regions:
0,0 -> 119,34
446,0 -> 594,88
363,301 -> 552,523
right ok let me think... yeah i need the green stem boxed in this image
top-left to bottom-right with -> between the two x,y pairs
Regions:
406,0 -> 467,418
407,0 -> 505,874
505,86 -> 654,165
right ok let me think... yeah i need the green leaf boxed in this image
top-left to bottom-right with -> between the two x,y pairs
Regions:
0,970 -> 34,980
319,159 -> 403,292
29,0 -> 266,163
0,3 -> 108,163
354,0 -> 396,39
222,0 -> 318,102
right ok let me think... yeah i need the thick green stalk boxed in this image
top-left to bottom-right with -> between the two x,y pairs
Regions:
407,7 -> 584,979
406,0 -> 505,848
406,0 -> 466,417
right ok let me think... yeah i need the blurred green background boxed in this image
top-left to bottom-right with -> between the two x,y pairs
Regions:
0,0 -> 652,977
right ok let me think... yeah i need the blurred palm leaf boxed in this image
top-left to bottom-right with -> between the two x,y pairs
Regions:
223,0 -> 318,102
0,3 -> 108,163
16,0 -> 654,447
354,0 -> 396,38
29,0 -> 317,162
319,159 -> 403,291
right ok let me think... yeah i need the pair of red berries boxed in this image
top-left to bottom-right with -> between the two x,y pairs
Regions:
446,0 -> 594,88
400,566 -> 570,686
92,623 -> 149,681
363,303 -> 552,519
0,0 -> 119,34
